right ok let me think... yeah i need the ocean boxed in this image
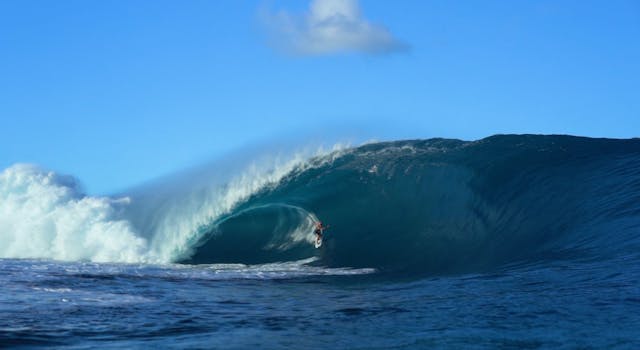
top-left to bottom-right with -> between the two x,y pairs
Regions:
1,135 -> 639,349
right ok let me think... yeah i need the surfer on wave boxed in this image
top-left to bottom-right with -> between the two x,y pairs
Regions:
314,221 -> 329,246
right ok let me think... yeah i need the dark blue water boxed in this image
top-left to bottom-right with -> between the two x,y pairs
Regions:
2,254 -> 638,349
2,135 -> 640,348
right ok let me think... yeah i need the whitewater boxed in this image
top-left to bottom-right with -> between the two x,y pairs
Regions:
1,135 -> 639,349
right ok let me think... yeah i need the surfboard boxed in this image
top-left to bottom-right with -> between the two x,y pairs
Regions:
315,236 -> 322,248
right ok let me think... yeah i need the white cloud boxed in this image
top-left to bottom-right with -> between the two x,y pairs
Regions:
263,0 -> 408,56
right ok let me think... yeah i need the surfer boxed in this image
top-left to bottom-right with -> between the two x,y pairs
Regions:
314,221 -> 328,246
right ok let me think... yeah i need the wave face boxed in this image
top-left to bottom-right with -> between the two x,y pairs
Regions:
2,135 -> 640,274
184,135 -> 640,273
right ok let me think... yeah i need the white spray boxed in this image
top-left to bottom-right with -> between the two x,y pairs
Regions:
0,164 -> 151,263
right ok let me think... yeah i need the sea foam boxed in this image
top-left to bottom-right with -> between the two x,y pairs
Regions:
0,164 -> 150,263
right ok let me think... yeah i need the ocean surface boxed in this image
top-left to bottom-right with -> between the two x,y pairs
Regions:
1,135 -> 639,349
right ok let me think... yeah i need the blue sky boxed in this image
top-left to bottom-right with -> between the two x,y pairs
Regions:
1,0 -> 639,194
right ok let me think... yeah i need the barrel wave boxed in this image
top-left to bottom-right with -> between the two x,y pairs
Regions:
2,135 -> 640,275
184,135 -> 640,274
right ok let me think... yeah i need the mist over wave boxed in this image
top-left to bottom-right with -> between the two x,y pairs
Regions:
0,144 -> 346,264
2,135 -> 639,275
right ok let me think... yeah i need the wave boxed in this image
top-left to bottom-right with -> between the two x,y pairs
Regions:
2,135 -> 640,274
180,135 -> 640,273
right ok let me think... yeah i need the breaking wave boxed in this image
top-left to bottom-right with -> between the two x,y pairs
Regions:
2,135 -> 640,274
